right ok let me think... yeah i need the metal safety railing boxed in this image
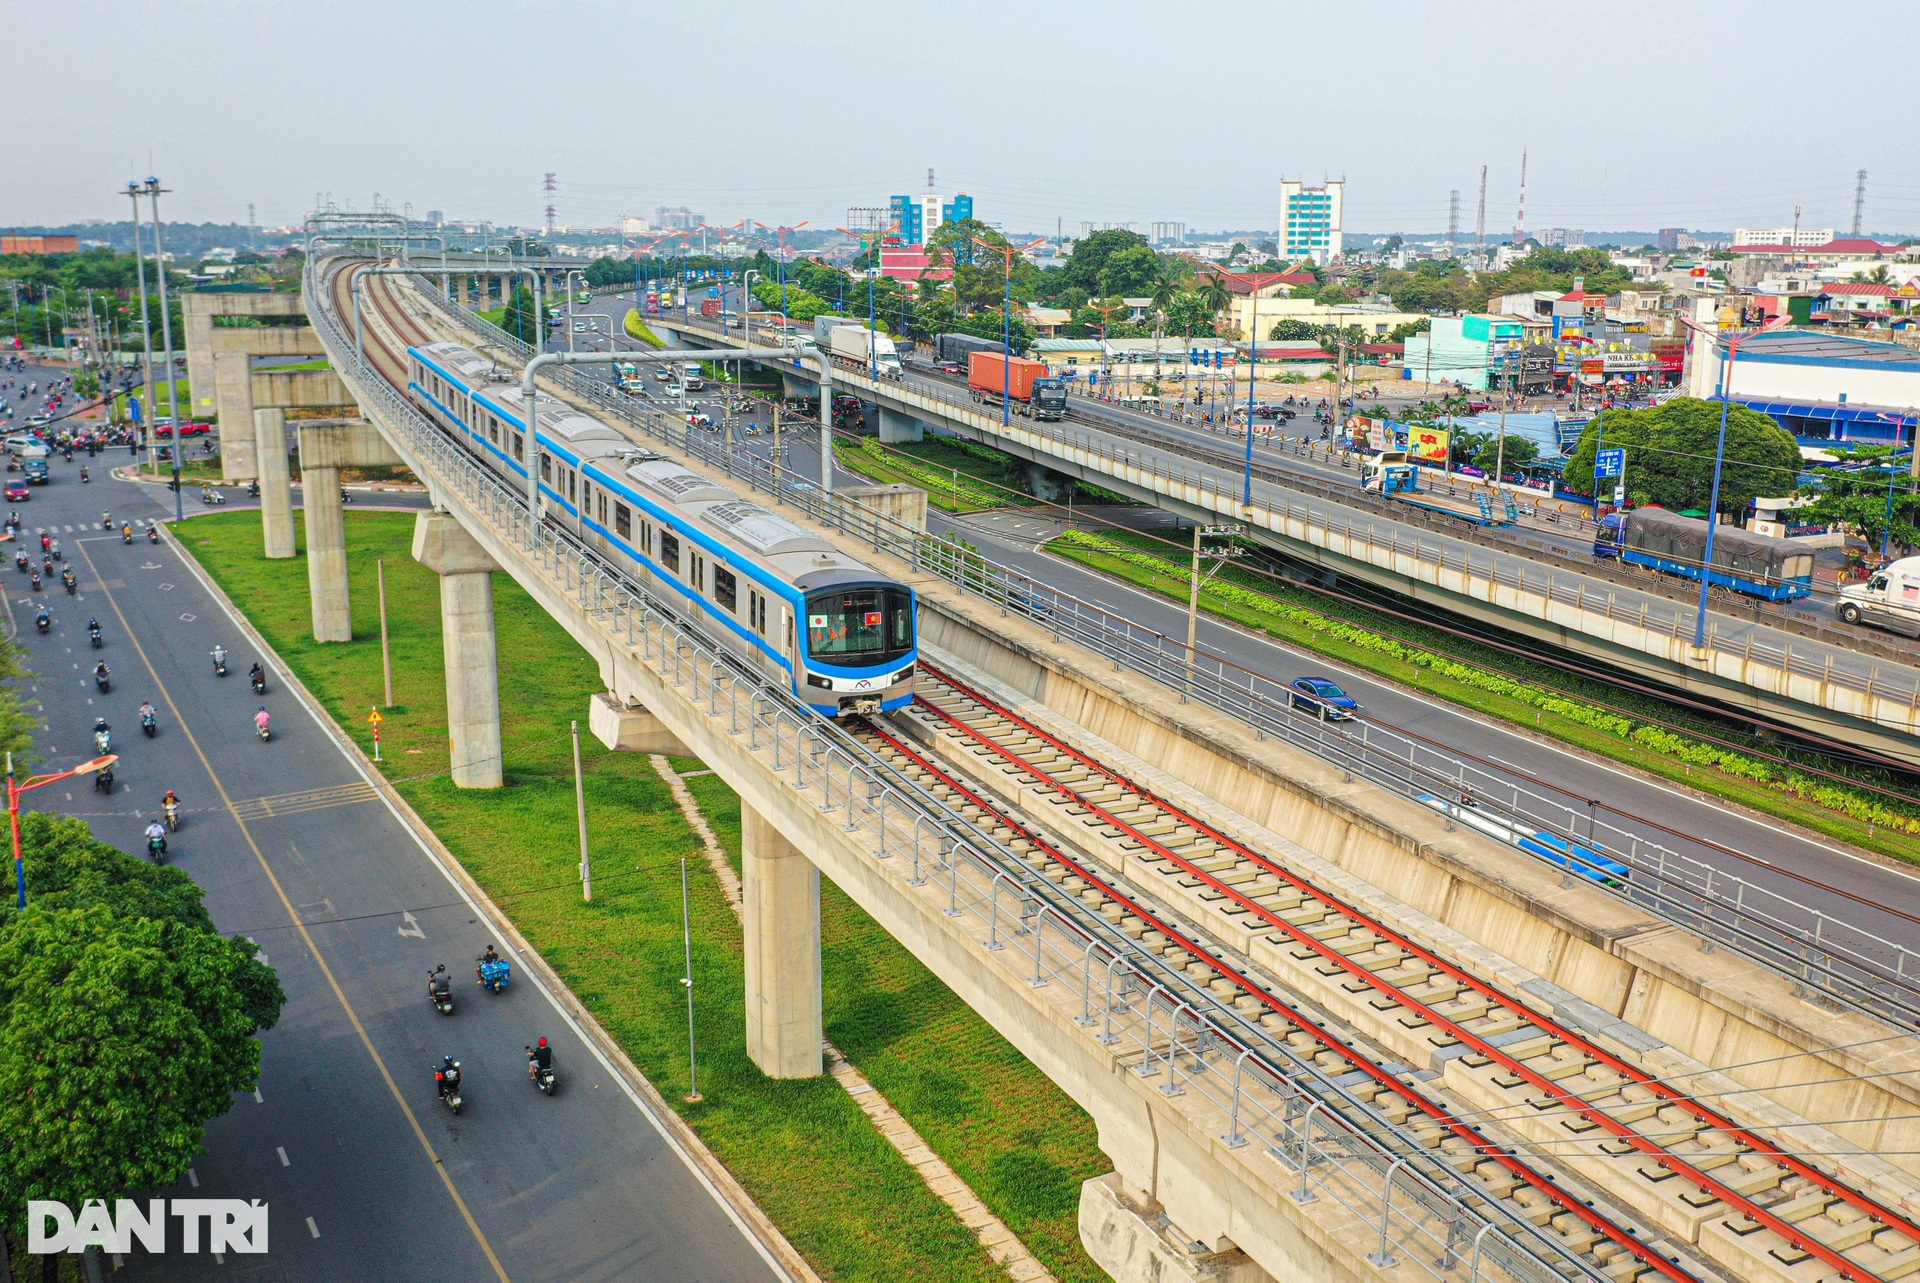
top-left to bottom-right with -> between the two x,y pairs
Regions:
317,255 -> 1609,1282
382,263 -> 1920,1034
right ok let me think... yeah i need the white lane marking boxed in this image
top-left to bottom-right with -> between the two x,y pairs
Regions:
307,1216 -> 321,1239
277,1146 -> 289,1166
178,545 -> 800,1283
187,1167 -> 199,1188
397,910 -> 425,939
1489,756 -> 1537,775
1033,545 -> 1920,889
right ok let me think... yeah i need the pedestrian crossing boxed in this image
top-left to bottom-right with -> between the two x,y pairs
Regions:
20,519 -> 159,534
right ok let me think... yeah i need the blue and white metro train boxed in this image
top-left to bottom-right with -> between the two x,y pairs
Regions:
405,341 -> 916,716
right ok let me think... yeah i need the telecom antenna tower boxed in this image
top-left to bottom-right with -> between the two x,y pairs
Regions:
543,172 -> 558,236
1474,166 -> 1487,268
1446,190 -> 1460,258
1853,169 -> 1868,237
1512,147 -> 1528,248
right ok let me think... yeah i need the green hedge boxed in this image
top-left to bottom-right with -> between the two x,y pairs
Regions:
1054,530 -> 1920,836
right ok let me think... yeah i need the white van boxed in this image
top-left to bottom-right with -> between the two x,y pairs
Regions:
1837,556 -> 1920,636
6,434 -> 49,460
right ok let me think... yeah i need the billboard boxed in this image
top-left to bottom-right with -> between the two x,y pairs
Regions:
1409,426 -> 1450,464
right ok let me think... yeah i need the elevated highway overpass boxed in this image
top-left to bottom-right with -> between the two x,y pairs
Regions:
648,310 -> 1920,770
297,256 -> 1920,1283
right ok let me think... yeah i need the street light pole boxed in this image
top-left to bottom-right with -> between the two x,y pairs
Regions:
1681,312 -> 1790,648
145,178 -> 184,522
11,751 -> 117,907
973,238 -> 1045,428
124,184 -> 159,483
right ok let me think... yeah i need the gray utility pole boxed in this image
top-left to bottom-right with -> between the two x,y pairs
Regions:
1474,166 -> 1488,269
124,184 -> 158,482
145,178 -> 184,522
1853,170 -> 1868,237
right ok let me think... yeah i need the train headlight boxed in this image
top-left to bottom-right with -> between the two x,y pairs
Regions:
892,665 -> 914,684
806,673 -> 833,690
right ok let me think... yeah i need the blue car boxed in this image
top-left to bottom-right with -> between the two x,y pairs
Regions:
1290,676 -> 1359,721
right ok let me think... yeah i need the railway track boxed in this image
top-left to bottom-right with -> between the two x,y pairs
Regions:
854,661 -> 1920,1283
333,262 -> 1920,1281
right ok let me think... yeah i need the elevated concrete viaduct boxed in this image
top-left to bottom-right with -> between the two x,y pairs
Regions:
306,259 -> 1920,1283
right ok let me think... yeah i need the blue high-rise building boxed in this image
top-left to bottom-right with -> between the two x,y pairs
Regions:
886,192 -> 973,246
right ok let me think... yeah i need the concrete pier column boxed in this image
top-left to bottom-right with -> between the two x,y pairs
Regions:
742,805 -> 822,1078
1027,462 -> 1074,504
780,372 -> 816,401
412,511 -> 504,789
877,405 -> 924,444
302,467 -> 351,641
253,408 -> 296,559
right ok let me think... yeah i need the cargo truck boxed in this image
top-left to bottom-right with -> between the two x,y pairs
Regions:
935,332 -> 1008,365
968,352 -> 1067,421
1362,453 -> 1517,526
824,325 -> 902,379
700,298 -> 722,317
1837,556 -> 1920,636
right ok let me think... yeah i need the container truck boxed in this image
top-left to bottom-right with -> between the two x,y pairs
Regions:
824,325 -> 902,379
814,315 -> 858,344
936,332 -> 1008,365
700,298 -> 722,317
968,353 -> 1067,421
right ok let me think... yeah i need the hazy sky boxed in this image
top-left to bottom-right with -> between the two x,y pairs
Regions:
8,0 -> 1917,237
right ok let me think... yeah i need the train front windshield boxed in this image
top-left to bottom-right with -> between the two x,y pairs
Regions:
806,588 -> 913,667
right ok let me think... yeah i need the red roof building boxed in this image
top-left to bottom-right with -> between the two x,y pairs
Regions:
1194,265 -> 1317,296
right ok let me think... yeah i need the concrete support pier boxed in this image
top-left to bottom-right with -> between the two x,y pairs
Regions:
254,409 -> 296,559
742,805 -> 822,1078
877,405 -> 924,444
302,467 -> 350,641
412,511 -> 504,789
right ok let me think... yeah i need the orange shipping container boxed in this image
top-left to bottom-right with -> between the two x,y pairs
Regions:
967,351 -> 1049,401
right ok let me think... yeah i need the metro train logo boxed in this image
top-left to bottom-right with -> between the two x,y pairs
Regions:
27,1199 -> 268,1255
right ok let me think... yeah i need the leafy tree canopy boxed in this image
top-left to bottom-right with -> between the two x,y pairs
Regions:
1561,398 -> 1801,513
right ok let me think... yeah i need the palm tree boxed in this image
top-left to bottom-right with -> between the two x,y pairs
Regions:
1196,272 -> 1232,325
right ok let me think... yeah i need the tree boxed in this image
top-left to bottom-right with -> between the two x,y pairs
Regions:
1195,272 -> 1232,318
1386,318 -> 1432,344
499,284 -> 546,345
0,814 -> 283,1232
1379,235 -> 1404,254
1054,228 -> 1154,299
1561,398 -> 1802,514
1270,319 -> 1321,342
1162,291 -> 1216,339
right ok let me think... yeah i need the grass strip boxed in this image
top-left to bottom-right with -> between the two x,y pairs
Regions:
623,308 -> 666,348
179,509 -> 1105,1281
1049,527 -> 1920,865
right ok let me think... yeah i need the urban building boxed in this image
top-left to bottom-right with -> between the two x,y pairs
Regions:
618,216 -> 653,236
425,210 -> 444,226
1280,179 -> 1344,264
655,205 -> 704,231
1538,228 -> 1586,249
1401,315 -> 1527,390
0,235 -> 79,255
1150,221 -> 1186,245
887,193 -> 974,247
1657,228 -> 1687,250
1735,226 -> 1836,247
1684,314 -> 1920,446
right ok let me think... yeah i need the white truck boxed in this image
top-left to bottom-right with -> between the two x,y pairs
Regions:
1837,557 -> 1920,636
824,323 -> 902,379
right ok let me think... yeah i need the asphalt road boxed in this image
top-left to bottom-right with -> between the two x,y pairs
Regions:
6,416 -> 784,1281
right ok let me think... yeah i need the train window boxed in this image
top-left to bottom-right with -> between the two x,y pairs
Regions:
614,503 -> 631,540
511,432 -> 523,462
714,566 -> 737,611
661,531 -> 680,574
805,587 -> 913,666
597,490 -> 608,526
566,470 -> 576,503
540,453 -> 553,483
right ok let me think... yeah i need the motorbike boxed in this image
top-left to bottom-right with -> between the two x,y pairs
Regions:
251,670 -> 267,695
340,487 -> 353,505
256,719 -> 271,742
476,956 -> 511,994
163,801 -> 179,831
121,526 -> 133,543
12,551 -> 24,572
526,1047 -> 557,1096
93,766 -> 113,794
88,626 -> 102,649
143,711 -> 158,738
94,669 -> 110,693
34,609 -> 49,634
427,965 -> 454,1015
434,1061 -> 464,1114
247,480 -> 260,498
212,652 -> 228,677
147,834 -> 167,863
29,573 -> 40,592
93,727 -> 111,754
101,514 -> 112,530
62,571 -> 75,595
79,467 -> 88,483
147,526 -> 159,544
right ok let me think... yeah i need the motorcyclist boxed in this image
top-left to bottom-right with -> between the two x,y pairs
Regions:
528,1037 -> 553,1081
478,944 -> 500,967
141,701 -> 157,724
249,661 -> 265,687
94,660 -> 109,681
253,707 -> 271,735
144,819 -> 167,849
435,1055 -> 462,1099
101,511 -> 111,530
87,616 -> 101,636
211,643 -> 227,673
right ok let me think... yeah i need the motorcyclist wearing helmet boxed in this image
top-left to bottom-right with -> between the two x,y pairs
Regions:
528,1037 -> 553,1081
435,1054 -> 462,1099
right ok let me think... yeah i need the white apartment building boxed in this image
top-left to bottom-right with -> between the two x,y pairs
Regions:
1281,179 -> 1344,265
1734,226 -> 1836,247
